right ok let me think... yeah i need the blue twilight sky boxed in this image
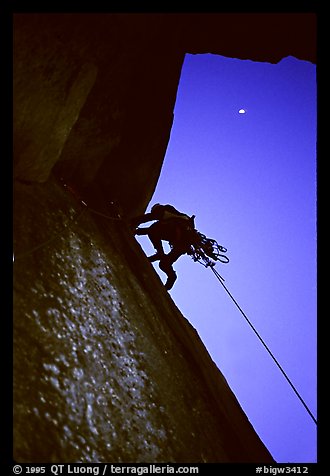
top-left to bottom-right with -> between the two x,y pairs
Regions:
135,53 -> 317,463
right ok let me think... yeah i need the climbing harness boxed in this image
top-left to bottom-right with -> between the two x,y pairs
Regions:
187,231 -> 229,269
210,265 -> 317,426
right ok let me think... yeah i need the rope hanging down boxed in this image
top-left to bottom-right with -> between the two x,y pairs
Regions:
15,184 -> 316,426
210,266 -> 317,426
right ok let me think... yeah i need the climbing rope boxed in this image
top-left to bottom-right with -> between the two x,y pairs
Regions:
14,181 -> 123,261
210,265 -> 317,426
14,186 -> 317,426
14,206 -> 88,261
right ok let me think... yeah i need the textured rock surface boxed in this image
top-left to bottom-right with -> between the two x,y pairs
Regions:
14,177 -> 274,463
13,14 -> 185,217
13,13 -> 316,463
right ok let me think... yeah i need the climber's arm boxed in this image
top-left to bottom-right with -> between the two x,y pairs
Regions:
130,212 -> 156,229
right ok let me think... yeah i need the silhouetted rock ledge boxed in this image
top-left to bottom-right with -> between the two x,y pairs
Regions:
13,13 -> 315,463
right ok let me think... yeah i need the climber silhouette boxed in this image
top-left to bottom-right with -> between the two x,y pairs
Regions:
131,204 -> 196,290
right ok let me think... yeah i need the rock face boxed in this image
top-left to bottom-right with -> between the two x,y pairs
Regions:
13,13 -> 316,217
13,13 -> 316,463
14,177 -> 274,463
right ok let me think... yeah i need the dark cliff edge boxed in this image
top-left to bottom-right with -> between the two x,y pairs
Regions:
13,13 -> 316,217
13,13 -> 316,463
